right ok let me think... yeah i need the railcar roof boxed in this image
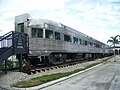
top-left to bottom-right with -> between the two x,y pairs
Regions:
29,19 -> 61,27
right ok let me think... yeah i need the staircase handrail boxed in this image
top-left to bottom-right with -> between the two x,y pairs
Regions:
0,31 -> 13,41
0,46 -> 13,63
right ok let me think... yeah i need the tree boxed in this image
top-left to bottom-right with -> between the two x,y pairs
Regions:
107,35 -> 120,47
107,35 -> 120,61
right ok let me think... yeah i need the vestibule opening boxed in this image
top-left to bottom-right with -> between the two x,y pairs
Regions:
115,49 -> 120,55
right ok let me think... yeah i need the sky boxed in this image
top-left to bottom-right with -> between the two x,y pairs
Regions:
0,0 -> 120,44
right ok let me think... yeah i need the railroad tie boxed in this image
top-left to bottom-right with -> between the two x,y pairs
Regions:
46,68 -> 50,71
36,69 -> 41,72
31,70 -> 36,74
54,66 -> 58,69
50,67 -> 54,70
41,68 -> 46,72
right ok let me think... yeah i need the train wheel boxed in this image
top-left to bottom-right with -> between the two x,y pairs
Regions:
48,54 -> 65,65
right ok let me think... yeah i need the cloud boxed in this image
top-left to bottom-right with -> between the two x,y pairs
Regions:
0,0 -> 120,44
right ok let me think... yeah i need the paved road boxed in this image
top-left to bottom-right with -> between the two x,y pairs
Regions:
42,56 -> 120,90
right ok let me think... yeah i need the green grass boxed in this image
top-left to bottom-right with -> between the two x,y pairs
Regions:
12,56 -> 113,88
12,70 -> 83,88
13,73 -> 71,87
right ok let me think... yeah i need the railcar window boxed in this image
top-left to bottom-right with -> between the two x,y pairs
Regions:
45,30 -> 53,39
64,34 -> 71,42
89,42 -> 93,46
18,23 -> 24,33
85,41 -> 88,46
55,32 -> 61,40
93,43 -> 96,47
73,37 -> 78,43
79,39 -> 82,44
94,43 -> 99,47
31,28 -> 43,38
96,44 -> 100,48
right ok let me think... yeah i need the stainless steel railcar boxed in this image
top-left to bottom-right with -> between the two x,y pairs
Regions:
15,13 -> 113,65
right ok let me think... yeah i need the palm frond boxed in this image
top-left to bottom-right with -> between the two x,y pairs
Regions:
107,35 -> 120,46
115,35 -> 119,39
107,39 -> 113,43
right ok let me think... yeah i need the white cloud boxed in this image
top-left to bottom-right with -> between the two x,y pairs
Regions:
0,0 -> 120,44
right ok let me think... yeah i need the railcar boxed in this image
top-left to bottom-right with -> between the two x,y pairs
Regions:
15,13 -> 113,65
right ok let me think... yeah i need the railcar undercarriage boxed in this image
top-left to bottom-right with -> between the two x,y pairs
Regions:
28,52 -> 112,66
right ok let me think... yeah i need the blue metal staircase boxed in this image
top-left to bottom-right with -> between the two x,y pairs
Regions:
0,47 -> 13,63
0,31 -> 29,73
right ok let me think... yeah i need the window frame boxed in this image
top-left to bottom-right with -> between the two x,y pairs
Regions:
31,28 -> 43,38
18,23 -> 24,33
55,31 -> 61,40
64,34 -> 72,42
73,37 -> 78,44
45,29 -> 54,39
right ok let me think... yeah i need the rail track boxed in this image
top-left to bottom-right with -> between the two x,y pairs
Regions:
24,58 -> 94,75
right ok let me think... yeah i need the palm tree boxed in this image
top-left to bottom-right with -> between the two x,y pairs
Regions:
107,35 -> 120,61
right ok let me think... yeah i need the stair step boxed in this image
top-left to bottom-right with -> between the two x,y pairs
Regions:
0,47 -> 9,55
